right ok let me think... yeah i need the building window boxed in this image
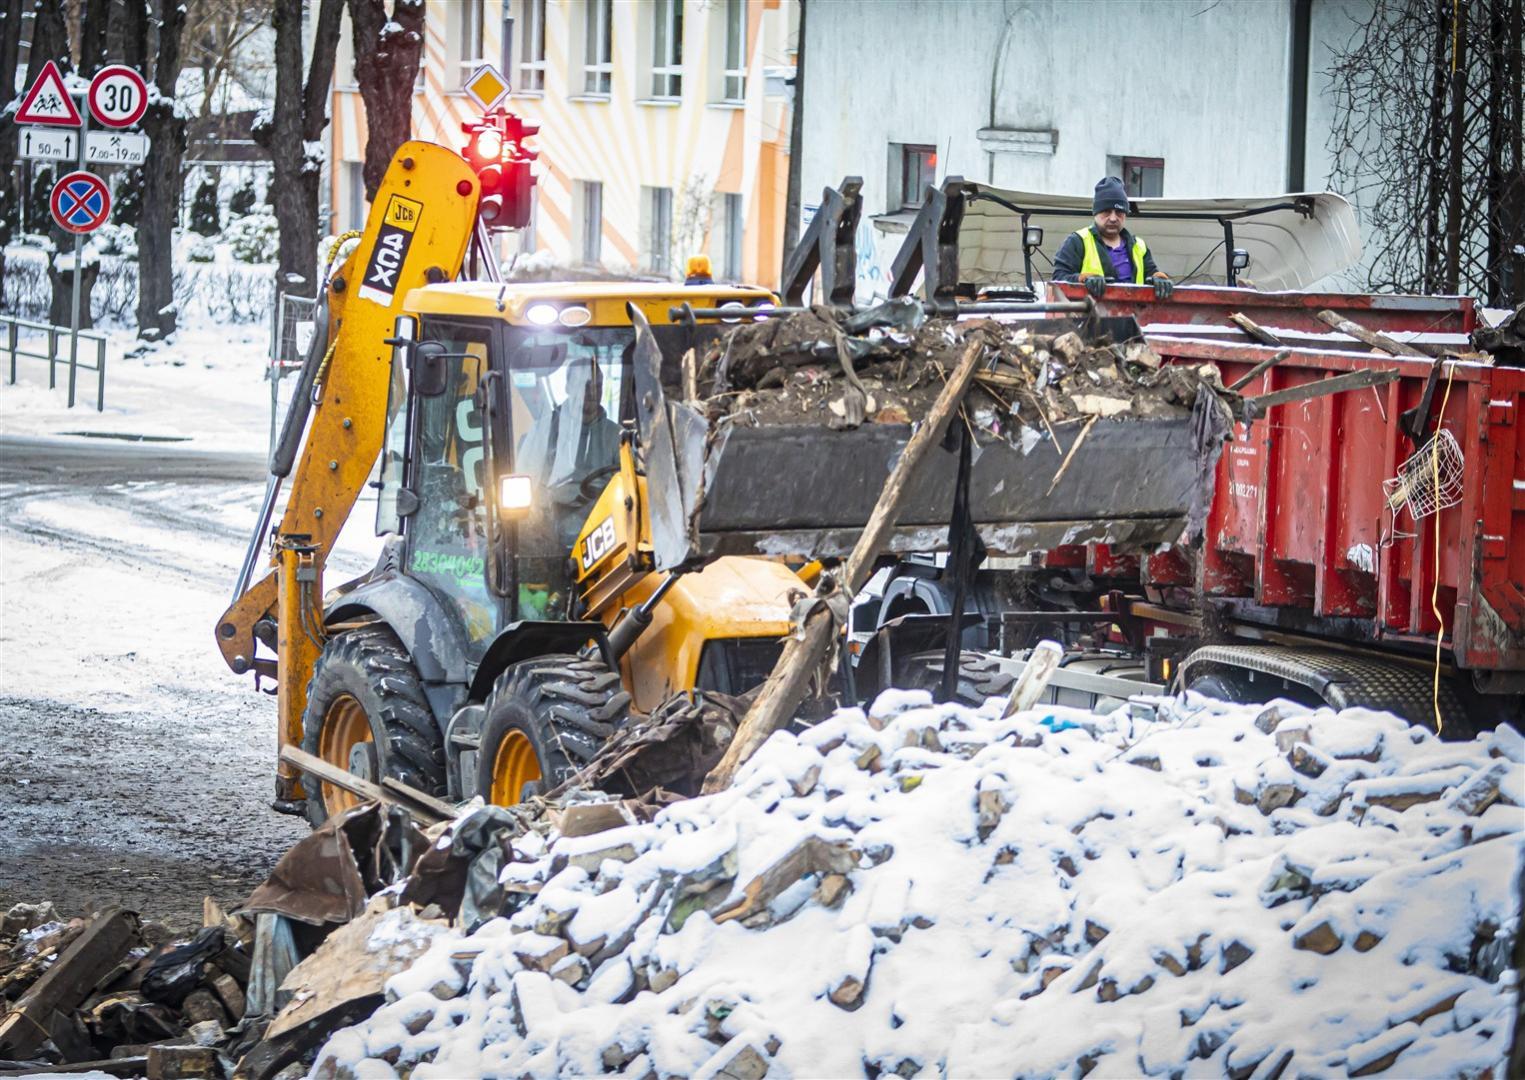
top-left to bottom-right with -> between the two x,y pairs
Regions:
578,180 -> 603,265
721,0 -> 745,102
1121,157 -> 1164,197
645,186 -> 673,274
583,0 -> 613,95
722,192 -> 743,280
517,0 -> 546,92
897,144 -> 937,210
650,0 -> 683,99
346,162 -> 366,232
458,0 -> 485,86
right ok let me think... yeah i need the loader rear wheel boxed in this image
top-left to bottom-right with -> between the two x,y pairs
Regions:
300,626 -> 446,827
478,654 -> 631,805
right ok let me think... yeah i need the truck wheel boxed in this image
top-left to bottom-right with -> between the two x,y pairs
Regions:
300,626 -> 446,827
478,655 -> 631,806
894,650 -> 1017,707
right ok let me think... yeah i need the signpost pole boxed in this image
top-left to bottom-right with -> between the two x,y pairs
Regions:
66,95 -> 88,409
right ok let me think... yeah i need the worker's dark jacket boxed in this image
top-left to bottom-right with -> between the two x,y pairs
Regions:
1051,225 -> 1160,282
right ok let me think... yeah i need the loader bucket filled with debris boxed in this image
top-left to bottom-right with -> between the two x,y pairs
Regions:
635,299 -> 1242,570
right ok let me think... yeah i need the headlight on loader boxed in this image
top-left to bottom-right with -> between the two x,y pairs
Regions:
500,474 -> 534,517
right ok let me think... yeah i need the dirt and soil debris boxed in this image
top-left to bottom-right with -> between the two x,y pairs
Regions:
695,301 -> 1244,438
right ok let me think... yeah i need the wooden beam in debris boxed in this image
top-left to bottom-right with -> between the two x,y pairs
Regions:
1315,309 -> 1430,359
1227,348 -> 1293,392
1228,312 -> 1286,347
0,908 -> 137,1059
702,334 -> 990,793
278,746 -> 457,825
1244,368 -> 1401,418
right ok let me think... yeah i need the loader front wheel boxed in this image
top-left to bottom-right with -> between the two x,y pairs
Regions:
478,654 -> 630,805
300,627 -> 446,827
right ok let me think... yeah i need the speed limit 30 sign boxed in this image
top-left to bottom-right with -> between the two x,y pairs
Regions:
88,65 -> 148,129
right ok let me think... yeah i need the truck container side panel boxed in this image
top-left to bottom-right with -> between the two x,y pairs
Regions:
1132,337 -> 1520,673
1258,367 -> 1330,608
1380,376 -> 1417,632
1089,545 -> 1139,579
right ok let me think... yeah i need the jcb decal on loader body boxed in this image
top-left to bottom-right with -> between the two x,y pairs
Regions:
581,516 -> 616,571
358,195 -> 424,305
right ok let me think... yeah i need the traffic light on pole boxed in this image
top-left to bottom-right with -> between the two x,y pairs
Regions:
460,111 -> 540,229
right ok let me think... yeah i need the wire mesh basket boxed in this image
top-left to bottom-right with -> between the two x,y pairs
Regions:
1383,428 -> 1465,521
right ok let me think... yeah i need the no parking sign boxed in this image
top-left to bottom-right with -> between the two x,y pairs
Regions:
50,171 -> 112,234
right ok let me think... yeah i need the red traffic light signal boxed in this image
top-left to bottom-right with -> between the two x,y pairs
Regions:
461,110 -> 539,229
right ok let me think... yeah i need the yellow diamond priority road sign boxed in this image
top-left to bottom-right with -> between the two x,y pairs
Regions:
463,64 -> 509,112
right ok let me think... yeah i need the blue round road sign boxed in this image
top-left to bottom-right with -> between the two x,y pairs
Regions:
50,171 -> 112,234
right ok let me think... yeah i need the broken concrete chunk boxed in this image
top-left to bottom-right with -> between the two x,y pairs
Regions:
813,874 -> 851,909
1345,1022 -> 1419,1077
1273,721 -> 1313,755
1257,783 -> 1298,815
1349,769 -> 1470,813
146,1044 -> 219,1080
555,801 -> 636,838
699,1039 -> 772,1080
1292,920 -> 1343,954
791,764 -> 822,797
513,932 -> 570,973
1254,703 -> 1298,734
1443,760 -> 1512,816
550,953 -> 590,987
1219,940 -> 1254,973
976,789 -> 1009,841
564,840 -> 641,875
1083,920 -> 1109,945
1289,742 -> 1332,779
828,925 -> 874,1009
1125,753 -> 1162,772
1353,930 -> 1383,953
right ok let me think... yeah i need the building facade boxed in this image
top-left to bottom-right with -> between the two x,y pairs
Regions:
328,0 -> 798,287
797,0 -> 1385,292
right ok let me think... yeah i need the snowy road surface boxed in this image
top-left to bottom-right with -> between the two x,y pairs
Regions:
0,432 -> 380,930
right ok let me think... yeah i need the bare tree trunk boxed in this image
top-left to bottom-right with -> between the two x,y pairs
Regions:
257,0 -> 342,295
349,0 -> 425,202
129,0 -> 187,339
1424,0 -> 1450,291
79,0 -> 108,75
0,0 -> 26,298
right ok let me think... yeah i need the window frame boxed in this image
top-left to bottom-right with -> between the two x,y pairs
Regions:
1120,156 -> 1165,198
722,191 -> 743,281
721,0 -> 746,102
897,143 -> 937,210
650,0 -> 684,99
457,0 -> 485,88
646,185 -> 674,275
517,0 -> 547,93
579,180 -> 604,265
582,0 -> 614,96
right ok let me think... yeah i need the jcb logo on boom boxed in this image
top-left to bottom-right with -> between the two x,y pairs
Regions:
358,195 -> 423,305
581,516 -> 617,571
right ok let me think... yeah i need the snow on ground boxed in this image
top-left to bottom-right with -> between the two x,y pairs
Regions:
316,694 -> 1522,1079
0,322 -> 275,451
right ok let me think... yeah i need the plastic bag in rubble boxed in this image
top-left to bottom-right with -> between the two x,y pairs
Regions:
400,805 -> 520,931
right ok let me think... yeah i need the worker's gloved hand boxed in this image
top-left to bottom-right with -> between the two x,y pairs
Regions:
1152,273 -> 1174,301
1082,274 -> 1107,299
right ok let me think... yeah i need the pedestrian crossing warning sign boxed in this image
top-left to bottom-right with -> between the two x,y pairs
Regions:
463,64 -> 509,112
358,194 -> 424,305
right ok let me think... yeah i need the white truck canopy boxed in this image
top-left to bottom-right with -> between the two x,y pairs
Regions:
955,186 -> 1362,292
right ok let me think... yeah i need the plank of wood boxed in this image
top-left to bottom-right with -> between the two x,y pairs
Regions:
702,334 -> 990,793
1227,348 -> 1292,392
0,1055 -> 149,1077
1244,368 -> 1401,417
278,745 -> 453,825
0,908 -> 137,1058
1315,309 -> 1429,359
1228,312 -> 1286,347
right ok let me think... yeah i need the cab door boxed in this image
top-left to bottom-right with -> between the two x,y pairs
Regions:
403,320 -> 503,659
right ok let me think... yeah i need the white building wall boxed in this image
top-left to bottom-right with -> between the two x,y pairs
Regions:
801,0 -> 1298,220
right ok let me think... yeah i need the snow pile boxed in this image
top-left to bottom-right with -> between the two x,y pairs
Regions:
314,694 -> 1523,1079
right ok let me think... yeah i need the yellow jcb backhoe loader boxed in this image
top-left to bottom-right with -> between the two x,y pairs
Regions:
216,140 -> 812,822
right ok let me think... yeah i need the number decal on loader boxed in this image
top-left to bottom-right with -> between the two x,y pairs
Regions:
581,516 -> 616,571
358,194 -> 424,305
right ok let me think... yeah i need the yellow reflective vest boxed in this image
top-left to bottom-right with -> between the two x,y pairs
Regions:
1077,228 -> 1148,285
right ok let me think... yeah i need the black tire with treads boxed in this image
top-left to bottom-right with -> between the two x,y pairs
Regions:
477,654 -> 630,802
893,650 -> 1018,707
299,626 -> 445,826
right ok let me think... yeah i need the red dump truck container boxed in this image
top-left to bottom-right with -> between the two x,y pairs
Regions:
1045,282 -> 1523,725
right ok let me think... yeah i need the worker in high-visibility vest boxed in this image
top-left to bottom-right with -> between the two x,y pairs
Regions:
1052,176 -> 1173,300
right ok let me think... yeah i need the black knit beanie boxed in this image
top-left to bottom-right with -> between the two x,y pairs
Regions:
1092,176 -> 1130,215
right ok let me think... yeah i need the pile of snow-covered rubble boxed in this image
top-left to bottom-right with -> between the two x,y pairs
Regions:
308,692 -> 1523,1079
